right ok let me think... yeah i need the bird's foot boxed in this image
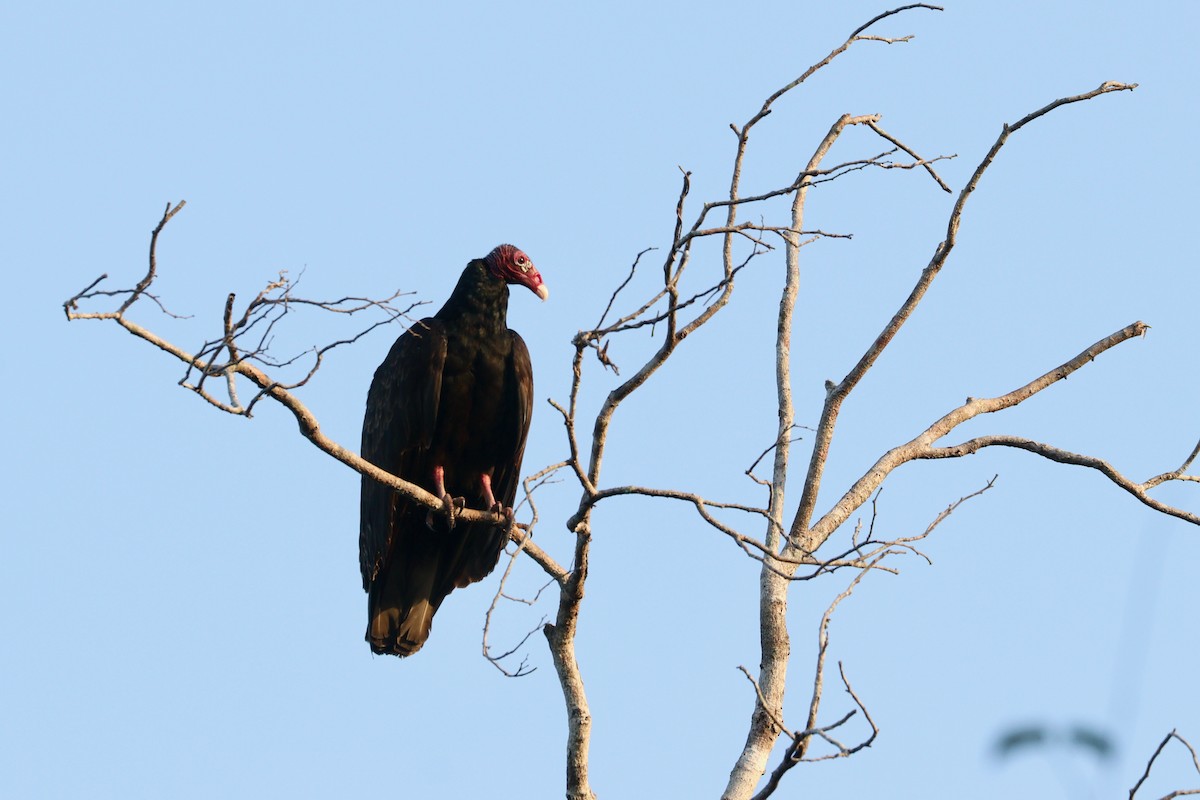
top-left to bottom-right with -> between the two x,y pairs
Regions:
426,494 -> 466,530
427,465 -> 466,530
489,502 -> 515,525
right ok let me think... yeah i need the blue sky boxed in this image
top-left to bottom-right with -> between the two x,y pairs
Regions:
4,2 -> 1198,798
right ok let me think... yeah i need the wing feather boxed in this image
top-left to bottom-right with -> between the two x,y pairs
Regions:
497,330 -> 534,508
359,319 -> 447,590
447,330 -> 534,587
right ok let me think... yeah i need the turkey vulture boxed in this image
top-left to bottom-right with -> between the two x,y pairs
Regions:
360,244 -> 548,657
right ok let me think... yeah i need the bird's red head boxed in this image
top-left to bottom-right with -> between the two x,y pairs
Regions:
484,244 -> 549,301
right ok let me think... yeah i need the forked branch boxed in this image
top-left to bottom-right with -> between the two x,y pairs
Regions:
1130,730 -> 1200,799
799,321 -> 1197,558
790,80 -> 1142,549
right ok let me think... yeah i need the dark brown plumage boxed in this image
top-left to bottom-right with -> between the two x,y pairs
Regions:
360,245 -> 547,656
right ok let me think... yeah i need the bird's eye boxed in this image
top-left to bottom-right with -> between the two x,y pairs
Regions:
516,256 -> 529,272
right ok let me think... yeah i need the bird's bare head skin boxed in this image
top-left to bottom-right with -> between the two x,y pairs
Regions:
485,243 -> 550,301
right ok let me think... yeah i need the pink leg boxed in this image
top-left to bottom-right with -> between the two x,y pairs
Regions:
480,473 -> 498,510
479,473 -> 513,524
426,465 -> 461,529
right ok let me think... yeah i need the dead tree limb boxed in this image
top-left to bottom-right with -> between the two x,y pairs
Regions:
1130,730 -> 1200,800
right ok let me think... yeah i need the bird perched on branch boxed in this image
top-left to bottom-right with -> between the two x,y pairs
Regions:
360,245 -> 548,657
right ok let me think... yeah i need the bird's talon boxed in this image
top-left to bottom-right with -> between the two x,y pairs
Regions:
444,494 -> 463,529
489,503 -> 515,525
426,494 -> 464,530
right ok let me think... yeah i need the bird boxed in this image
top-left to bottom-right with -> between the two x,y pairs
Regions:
359,244 -> 548,657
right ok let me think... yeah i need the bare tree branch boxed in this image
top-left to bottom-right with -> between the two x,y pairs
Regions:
483,527 -> 545,678
789,81 -> 1139,548
744,474 -> 994,800
922,435 -> 1200,525
727,76 -> 1157,800
482,464 -> 568,677
1144,437 -> 1200,489
848,4 -> 943,38
748,560 -> 883,800
866,120 -> 953,192
1130,730 -> 1200,800
795,321 -> 1197,559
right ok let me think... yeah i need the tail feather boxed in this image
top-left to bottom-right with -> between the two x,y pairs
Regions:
368,597 -> 434,657
367,559 -> 440,657
364,514 -> 508,657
